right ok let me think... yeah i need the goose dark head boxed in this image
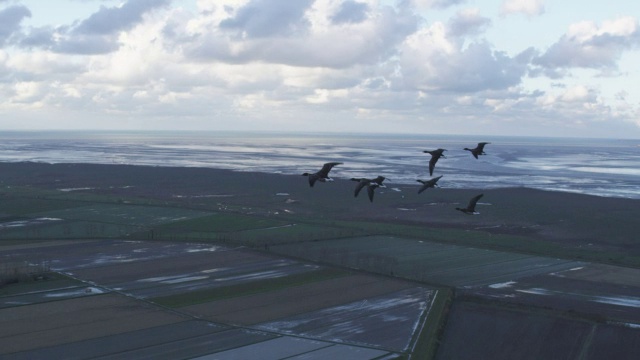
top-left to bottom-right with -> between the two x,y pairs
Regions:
372,176 -> 387,187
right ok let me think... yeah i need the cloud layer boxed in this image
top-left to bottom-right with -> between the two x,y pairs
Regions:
0,0 -> 638,137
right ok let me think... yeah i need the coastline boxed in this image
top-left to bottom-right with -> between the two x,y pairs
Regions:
1,131 -> 639,200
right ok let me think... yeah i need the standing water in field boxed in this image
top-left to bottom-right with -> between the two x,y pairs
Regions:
0,131 -> 639,199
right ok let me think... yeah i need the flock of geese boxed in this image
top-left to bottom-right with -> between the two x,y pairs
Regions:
302,142 -> 491,215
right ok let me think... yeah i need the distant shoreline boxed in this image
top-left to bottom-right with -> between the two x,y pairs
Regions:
1,129 -> 639,141
1,131 -> 638,199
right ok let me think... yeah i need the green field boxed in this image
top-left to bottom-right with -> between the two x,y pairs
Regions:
272,235 -> 584,286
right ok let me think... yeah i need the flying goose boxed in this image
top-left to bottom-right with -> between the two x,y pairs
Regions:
456,193 -> 484,215
351,176 -> 386,197
464,142 -> 490,159
423,148 -> 446,176
302,162 -> 343,187
417,175 -> 443,194
366,182 -> 382,202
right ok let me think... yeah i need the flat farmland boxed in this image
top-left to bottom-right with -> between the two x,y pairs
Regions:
198,336 -> 390,360
3,240 -> 324,300
253,287 -> 434,352
2,162 -> 639,358
273,235 -> 584,286
30,203 -> 213,227
0,203 -> 214,241
0,240 -> 426,359
437,298 -> 640,360
2,239 -> 222,272
75,252 -> 325,300
0,293 -> 192,355
272,237 -> 640,359
436,301 -> 593,360
150,219 -> 359,246
464,263 -> 640,323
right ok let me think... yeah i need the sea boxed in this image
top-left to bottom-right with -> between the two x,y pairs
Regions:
1,131 -> 639,199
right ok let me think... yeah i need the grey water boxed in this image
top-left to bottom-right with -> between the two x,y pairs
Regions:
1,131 -> 639,199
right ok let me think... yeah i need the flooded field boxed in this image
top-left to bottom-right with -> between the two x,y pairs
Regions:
0,240 -> 430,359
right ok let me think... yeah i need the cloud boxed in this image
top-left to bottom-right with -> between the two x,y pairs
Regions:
0,5 -> 31,45
330,1 -> 369,24
19,26 -> 55,48
15,0 -> 170,54
1,0 -> 638,137
219,0 -> 314,38
73,0 -> 170,35
178,1 -> 420,68
11,81 -> 45,103
447,8 -> 491,37
54,34 -> 122,55
501,0 -> 544,17
534,17 -> 640,72
408,0 -> 467,10
398,23 -> 529,92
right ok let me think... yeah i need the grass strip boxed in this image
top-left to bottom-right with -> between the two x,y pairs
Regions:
150,267 -> 349,308
411,287 -> 454,360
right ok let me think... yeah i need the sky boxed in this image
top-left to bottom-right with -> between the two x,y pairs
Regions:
0,0 -> 639,138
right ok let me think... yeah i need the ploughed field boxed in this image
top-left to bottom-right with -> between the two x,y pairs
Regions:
1,162 -> 639,359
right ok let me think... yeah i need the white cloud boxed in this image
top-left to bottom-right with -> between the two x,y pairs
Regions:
500,0 -> 544,17
560,85 -> 593,103
16,0 -> 170,54
447,8 -> 491,37
172,0 -> 419,68
534,16 -> 640,71
397,22 -> 528,92
410,0 -> 466,10
12,81 -> 43,103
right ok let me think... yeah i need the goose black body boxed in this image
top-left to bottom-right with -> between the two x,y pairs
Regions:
464,142 -> 490,159
351,176 -> 386,198
417,175 -> 443,194
423,149 -> 446,176
302,162 -> 342,187
456,193 -> 484,215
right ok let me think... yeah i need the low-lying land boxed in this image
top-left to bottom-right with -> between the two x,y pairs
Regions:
1,161 -> 639,359
1,162 -> 638,266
